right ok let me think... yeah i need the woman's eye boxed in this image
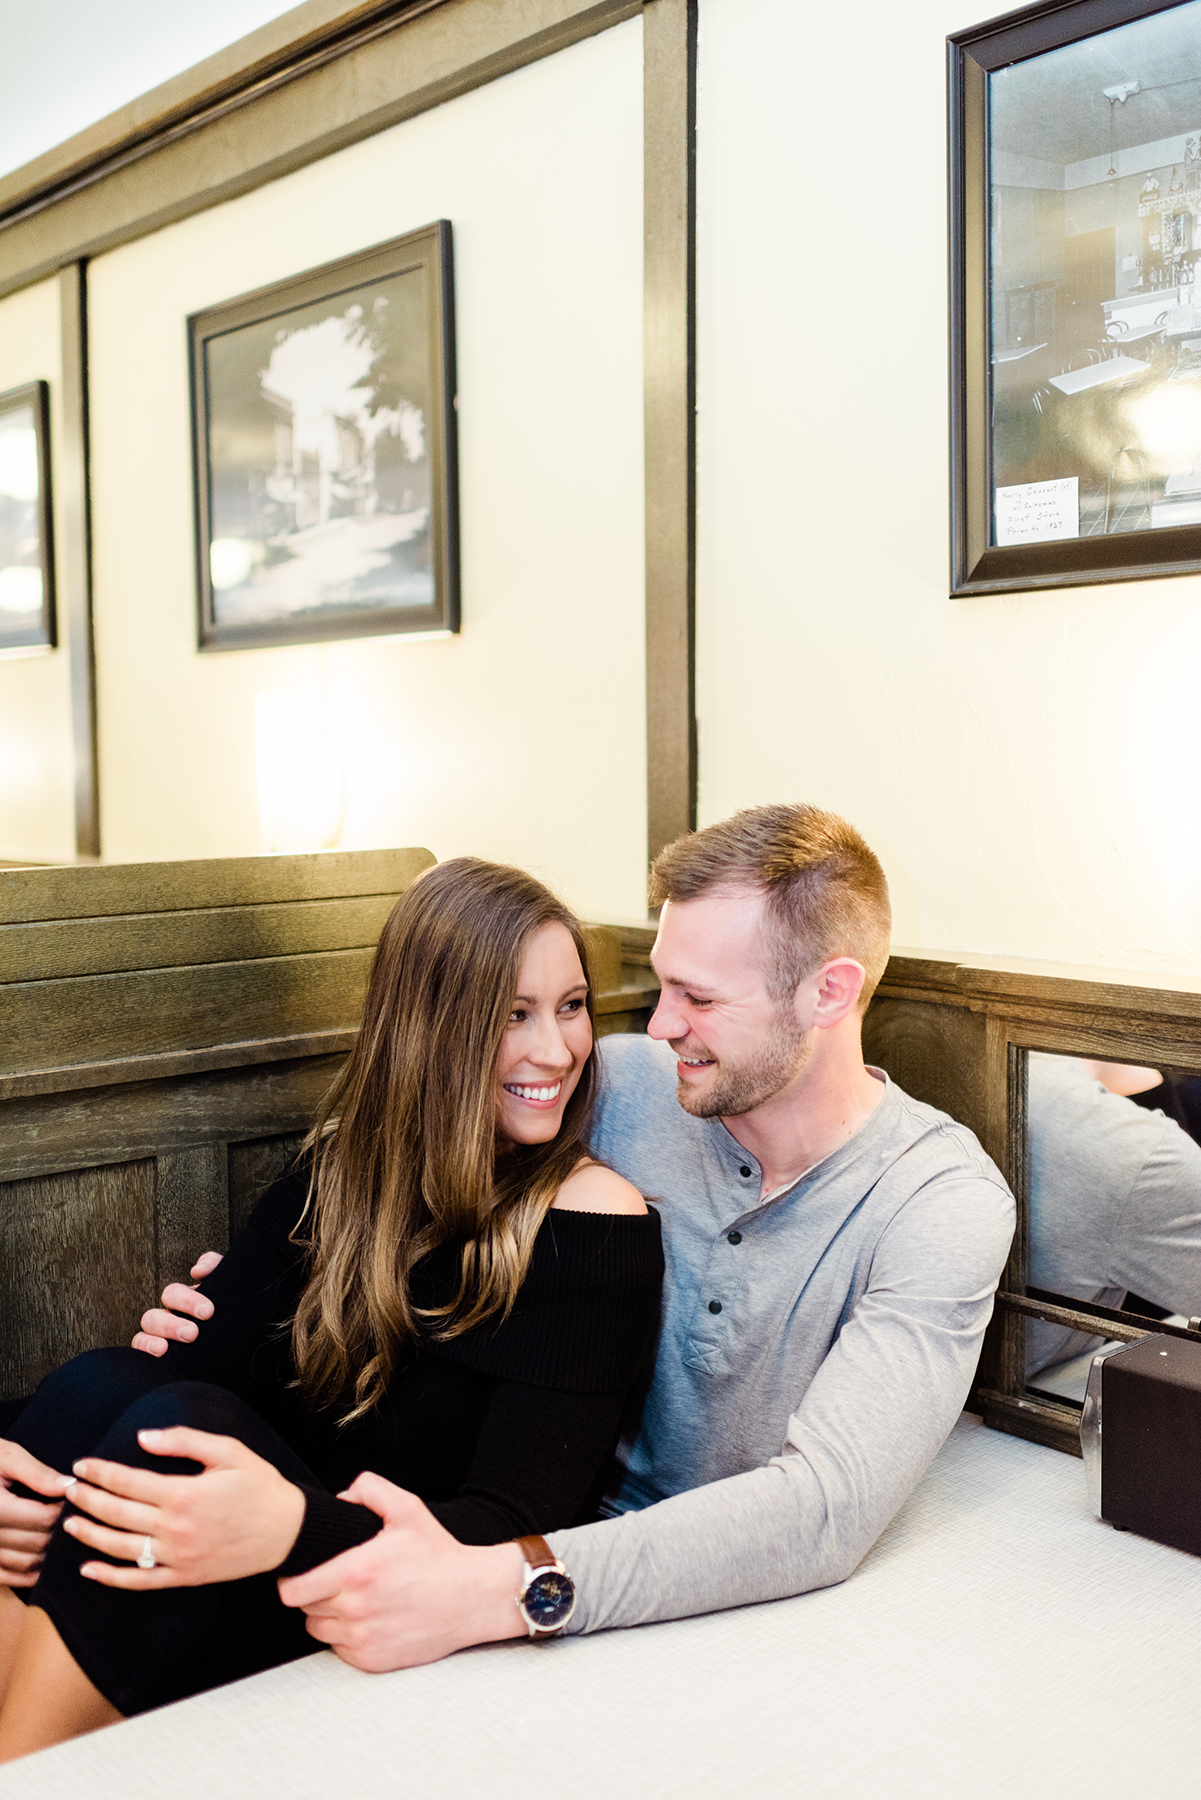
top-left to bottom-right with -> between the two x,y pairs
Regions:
560,997 -> 586,1015
509,1008 -> 528,1024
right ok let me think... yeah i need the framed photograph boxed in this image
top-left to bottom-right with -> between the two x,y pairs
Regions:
190,221 -> 458,650
0,380 -> 55,652
950,0 -> 1201,594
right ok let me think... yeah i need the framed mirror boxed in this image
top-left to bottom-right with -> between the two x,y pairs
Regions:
864,953 -> 1201,1455
1022,1051 -> 1201,1417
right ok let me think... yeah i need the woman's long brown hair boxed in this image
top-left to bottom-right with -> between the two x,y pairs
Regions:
290,858 -> 598,1423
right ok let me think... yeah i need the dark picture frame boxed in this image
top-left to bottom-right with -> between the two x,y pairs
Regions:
0,379 -> 56,652
190,221 -> 458,651
950,0 -> 1201,595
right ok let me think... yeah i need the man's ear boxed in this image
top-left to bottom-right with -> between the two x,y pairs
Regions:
806,958 -> 867,1030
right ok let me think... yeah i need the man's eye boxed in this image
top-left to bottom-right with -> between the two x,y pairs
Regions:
687,995 -> 712,1008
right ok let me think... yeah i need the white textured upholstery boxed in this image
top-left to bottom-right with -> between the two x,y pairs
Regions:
9,1414 -> 1201,1797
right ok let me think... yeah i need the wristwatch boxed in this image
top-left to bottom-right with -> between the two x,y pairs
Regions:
514,1534 -> 576,1637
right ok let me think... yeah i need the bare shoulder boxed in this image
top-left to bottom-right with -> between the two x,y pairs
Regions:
551,1161 -> 648,1216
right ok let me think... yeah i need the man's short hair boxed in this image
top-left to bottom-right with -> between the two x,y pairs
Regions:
649,803 -> 892,1012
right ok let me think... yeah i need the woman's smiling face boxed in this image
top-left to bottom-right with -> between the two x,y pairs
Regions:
496,921 -> 592,1151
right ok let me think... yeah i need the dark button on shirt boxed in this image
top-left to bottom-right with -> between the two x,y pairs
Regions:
739,1166 -> 752,1178
708,1300 -> 723,1314
727,1231 -> 742,1245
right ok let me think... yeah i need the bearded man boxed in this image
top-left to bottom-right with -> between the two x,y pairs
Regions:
6,804 -> 1015,1662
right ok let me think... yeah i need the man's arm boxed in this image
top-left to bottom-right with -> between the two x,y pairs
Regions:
543,1170 -> 1014,1633
279,1476 -> 525,1669
281,1170 -> 1013,1658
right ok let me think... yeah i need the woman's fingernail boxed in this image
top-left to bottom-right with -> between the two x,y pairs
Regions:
57,1474 -> 76,1491
181,1324 -> 197,1340
79,1564 -> 98,1580
72,1462 -> 87,1478
138,1429 -> 163,1444
63,1517 -> 77,1533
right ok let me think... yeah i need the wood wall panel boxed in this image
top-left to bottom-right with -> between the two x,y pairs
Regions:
0,1160 -> 156,1399
155,1145 -> 230,1293
0,1056 -> 346,1183
228,1135 -> 309,1239
863,998 -> 992,1151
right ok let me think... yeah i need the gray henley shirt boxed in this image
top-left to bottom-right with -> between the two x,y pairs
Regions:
547,1034 -> 1015,1633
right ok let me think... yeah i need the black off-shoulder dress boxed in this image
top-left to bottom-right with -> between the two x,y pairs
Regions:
8,1164 -> 663,1715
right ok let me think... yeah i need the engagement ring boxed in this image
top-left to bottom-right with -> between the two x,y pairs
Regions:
136,1536 -> 156,1570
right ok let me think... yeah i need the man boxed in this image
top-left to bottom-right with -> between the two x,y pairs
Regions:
0,805 -> 1015,1661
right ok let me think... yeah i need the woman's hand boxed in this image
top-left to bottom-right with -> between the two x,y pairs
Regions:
64,1427 -> 305,1589
131,1251 -> 224,1356
0,1439 -> 75,1588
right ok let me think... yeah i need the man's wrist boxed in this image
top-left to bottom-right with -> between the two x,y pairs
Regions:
469,1540 -> 526,1645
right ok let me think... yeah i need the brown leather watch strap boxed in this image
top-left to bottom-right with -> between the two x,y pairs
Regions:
516,1533 -> 556,1571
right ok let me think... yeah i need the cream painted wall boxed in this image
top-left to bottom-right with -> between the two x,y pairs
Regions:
0,277 -> 76,864
697,0 -> 1201,979
86,19 -> 646,924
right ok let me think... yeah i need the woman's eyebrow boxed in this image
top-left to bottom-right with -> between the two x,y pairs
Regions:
513,981 -> 589,1004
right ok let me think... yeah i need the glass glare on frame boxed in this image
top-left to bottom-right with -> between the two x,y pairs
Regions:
989,1 -> 1201,547
204,266 -> 434,631
0,399 -> 44,643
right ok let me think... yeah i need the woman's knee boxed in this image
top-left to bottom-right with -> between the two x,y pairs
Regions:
8,1347 -> 171,1476
36,1346 -> 167,1415
90,1383 -> 253,1473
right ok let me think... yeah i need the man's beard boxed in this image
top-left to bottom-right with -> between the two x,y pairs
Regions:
673,1008 -> 812,1118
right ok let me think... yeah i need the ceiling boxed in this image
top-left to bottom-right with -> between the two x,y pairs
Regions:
991,1 -> 1201,166
0,0 -> 299,179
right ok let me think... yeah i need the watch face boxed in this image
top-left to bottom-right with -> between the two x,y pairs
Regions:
525,1570 -> 575,1631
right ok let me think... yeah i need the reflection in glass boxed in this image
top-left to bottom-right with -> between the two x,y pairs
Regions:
205,267 -> 433,630
1025,1051 -> 1201,1401
989,1 -> 1201,544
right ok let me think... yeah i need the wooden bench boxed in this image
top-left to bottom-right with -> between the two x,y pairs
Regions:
0,851 -> 658,1402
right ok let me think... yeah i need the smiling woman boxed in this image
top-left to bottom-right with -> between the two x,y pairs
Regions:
0,857 -> 662,1761
496,923 -> 593,1151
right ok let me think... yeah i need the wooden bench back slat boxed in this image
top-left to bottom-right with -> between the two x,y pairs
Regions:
0,893 -> 400,984
0,847 -> 434,924
0,947 -> 375,1077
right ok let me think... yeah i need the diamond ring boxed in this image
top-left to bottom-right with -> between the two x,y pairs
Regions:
136,1536 -> 156,1570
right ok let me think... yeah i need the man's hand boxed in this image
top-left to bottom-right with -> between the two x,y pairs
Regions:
278,1474 -> 525,1671
132,1251 -> 223,1356
65,1427 -> 305,1588
0,1439 -> 76,1588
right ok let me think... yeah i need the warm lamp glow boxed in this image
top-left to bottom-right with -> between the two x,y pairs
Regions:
255,687 -> 346,854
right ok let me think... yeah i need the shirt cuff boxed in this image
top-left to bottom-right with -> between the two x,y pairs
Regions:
274,1485 -> 383,1577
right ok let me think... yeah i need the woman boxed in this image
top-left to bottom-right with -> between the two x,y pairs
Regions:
0,859 -> 663,1761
